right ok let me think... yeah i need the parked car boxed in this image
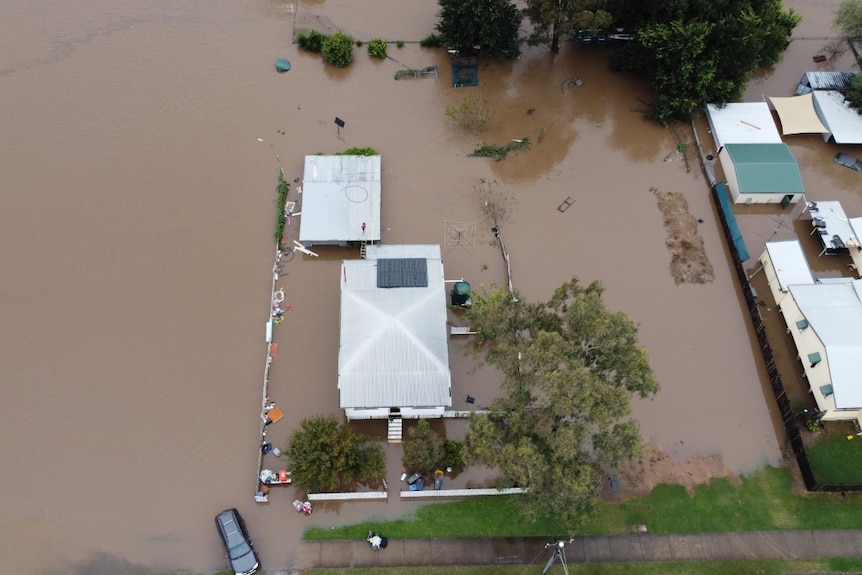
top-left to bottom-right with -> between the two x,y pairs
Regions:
215,508 -> 260,575
835,153 -> 862,173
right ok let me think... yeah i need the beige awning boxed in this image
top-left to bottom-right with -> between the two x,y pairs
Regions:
768,94 -> 829,135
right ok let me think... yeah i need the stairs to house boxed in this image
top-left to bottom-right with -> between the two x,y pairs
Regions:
387,416 -> 403,444
360,240 -> 367,259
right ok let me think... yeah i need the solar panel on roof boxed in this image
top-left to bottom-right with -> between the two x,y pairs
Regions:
377,258 -> 427,288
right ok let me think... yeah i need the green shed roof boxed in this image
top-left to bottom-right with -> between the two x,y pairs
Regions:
725,143 -> 805,195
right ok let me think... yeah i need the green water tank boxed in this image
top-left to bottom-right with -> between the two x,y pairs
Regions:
450,281 -> 472,308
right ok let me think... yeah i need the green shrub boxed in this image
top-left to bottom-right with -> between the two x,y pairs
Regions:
847,74 -> 862,113
445,96 -> 494,132
274,170 -> 290,245
420,33 -> 442,47
469,137 -> 530,161
322,30 -> 355,67
442,439 -> 466,472
368,38 -> 387,59
355,40 -> 364,47
396,40 -> 405,48
403,420 -> 444,473
296,30 -> 326,52
336,147 -> 379,156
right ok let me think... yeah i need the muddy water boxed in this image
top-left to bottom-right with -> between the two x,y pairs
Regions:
1,0 -> 857,572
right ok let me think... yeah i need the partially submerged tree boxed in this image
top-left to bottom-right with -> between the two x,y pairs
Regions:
834,0 -> 862,40
435,0 -> 522,59
523,0 -> 613,53
464,279 -> 658,532
286,415 -> 385,492
613,0 -> 799,123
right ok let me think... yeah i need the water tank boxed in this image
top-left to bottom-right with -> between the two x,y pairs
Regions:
450,281 -> 472,308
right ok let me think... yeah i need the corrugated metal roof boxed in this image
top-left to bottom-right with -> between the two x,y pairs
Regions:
338,245 -> 452,410
798,71 -> 859,93
765,241 -> 815,291
790,280 -> 862,409
724,144 -> 805,194
808,201 -> 855,253
705,103 -> 782,148
298,155 -> 381,245
812,90 -> 862,144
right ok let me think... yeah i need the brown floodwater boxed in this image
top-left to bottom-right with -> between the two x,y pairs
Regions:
1,0 -> 858,572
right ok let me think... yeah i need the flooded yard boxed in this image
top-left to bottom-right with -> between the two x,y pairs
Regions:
0,0 -> 858,573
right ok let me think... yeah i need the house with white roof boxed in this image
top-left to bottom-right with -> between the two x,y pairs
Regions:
299,155 -> 382,247
705,102 -> 783,151
338,244 -> 452,442
804,200 -> 862,257
761,241 -> 862,429
758,240 -> 815,306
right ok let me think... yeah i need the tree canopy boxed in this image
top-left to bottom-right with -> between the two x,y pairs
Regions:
834,0 -> 862,39
847,73 -> 862,113
612,0 -> 799,123
286,415 -> 385,492
435,0 -> 522,59
463,279 -> 658,532
523,0 -> 613,53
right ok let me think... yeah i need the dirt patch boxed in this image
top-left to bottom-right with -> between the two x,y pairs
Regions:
606,442 -> 738,500
652,187 -> 714,284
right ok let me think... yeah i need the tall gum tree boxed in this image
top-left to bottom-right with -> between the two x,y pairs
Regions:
524,0 -> 613,52
463,278 -> 658,531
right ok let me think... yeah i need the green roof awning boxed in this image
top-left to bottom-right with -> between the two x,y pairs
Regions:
796,319 -> 809,330
808,352 -> 822,365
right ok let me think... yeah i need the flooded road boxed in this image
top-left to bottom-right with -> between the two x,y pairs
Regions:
0,0 -> 858,572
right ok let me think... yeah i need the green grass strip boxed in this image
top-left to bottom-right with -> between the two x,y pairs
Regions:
309,558 -> 862,575
306,466 -> 862,540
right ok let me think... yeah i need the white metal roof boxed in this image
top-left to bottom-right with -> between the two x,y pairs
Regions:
299,155 -> 382,245
812,90 -> 862,144
338,245 -> 452,410
705,102 -> 782,149
808,200 -> 856,253
764,241 -> 814,291
789,280 -> 862,409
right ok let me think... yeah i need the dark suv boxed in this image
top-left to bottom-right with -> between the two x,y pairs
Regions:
214,508 -> 260,575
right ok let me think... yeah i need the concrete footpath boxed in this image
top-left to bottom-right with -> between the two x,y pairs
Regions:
294,531 -> 862,570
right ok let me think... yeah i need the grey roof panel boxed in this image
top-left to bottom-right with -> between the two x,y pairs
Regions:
377,258 -> 428,288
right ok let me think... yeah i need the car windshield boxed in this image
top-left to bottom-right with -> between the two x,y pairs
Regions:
229,541 -> 252,560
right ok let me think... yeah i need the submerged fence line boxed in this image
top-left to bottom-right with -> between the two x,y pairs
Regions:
690,118 -> 860,492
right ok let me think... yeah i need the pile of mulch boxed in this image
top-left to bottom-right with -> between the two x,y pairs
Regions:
652,187 -> 714,284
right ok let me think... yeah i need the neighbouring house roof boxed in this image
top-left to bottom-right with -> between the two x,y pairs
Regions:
796,71 -> 860,94
764,241 -> 815,292
812,90 -> 862,144
724,143 -> 805,195
807,200 -> 858,254
789,280 -> 862,409
298,155 -> 381,245
338,244 -> 452,410
768,94 -> 829,135
705,102 -> 782,149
